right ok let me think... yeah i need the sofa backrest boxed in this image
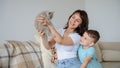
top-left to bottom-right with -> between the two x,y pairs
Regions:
94,42 -> 120,62
99,42 -> 120,51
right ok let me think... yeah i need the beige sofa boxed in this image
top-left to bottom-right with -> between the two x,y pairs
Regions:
95,42 -> 120,68
0,40 -> 120,68
0,40 -> 44,68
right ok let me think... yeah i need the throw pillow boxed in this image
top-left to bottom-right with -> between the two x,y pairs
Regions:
34,34 -> 56,68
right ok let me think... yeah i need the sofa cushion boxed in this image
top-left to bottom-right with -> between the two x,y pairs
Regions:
101,62 -> 120,68
0,40 -> 43,68
102,50 -> 120,61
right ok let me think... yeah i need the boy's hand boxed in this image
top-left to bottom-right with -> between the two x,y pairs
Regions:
80,64 -> 86,68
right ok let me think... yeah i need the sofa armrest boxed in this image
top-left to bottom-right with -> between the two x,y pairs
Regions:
0,40 -> 43,68
94,42 -> 103,62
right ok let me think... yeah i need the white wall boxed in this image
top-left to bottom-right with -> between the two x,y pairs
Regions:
0,0 -> 84,43
0,0 -> 120,43
85,0 -> 120,42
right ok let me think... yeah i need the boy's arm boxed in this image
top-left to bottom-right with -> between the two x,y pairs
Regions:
80,56 -> 92,68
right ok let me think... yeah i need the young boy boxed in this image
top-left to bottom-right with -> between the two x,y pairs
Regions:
78,30 -> 102,68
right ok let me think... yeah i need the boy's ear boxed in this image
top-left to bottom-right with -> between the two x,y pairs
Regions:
89,42 -> 95,46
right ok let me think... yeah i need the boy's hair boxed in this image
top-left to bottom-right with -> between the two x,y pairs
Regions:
85,30 -> 100,43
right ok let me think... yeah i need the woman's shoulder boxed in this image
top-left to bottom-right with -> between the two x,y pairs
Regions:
70,32 -> 81,38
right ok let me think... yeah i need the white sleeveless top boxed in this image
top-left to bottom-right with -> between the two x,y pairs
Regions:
55,28 -> 80,60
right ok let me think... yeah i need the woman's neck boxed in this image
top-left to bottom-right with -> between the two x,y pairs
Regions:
64,28 -> 74,37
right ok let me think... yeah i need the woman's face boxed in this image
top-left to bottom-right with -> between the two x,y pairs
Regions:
68,13 -> 82,29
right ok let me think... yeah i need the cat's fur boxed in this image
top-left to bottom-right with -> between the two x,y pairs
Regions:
35,10 -> 54,40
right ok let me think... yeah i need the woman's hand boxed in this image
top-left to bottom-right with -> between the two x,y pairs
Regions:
38,30 -> 51,49
35,15 -> 50,26
38,30 -> 45,38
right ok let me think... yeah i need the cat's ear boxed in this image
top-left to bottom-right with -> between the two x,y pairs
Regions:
49,11 -> 54,19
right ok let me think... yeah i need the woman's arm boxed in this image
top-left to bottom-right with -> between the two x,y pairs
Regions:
39,30 -> 55,49
47,24 -> 74,45
36,16 -> 75,45
80,56 -> 92,68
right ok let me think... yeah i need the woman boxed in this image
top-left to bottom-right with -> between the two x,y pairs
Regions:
36,9 -> 89,68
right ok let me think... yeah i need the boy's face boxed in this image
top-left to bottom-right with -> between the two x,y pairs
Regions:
80,32 -> 94,46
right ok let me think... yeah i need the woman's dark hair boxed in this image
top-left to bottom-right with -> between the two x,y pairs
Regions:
64,9 -> 89,36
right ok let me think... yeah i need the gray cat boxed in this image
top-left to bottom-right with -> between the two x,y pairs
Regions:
35,10 -> 54,41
